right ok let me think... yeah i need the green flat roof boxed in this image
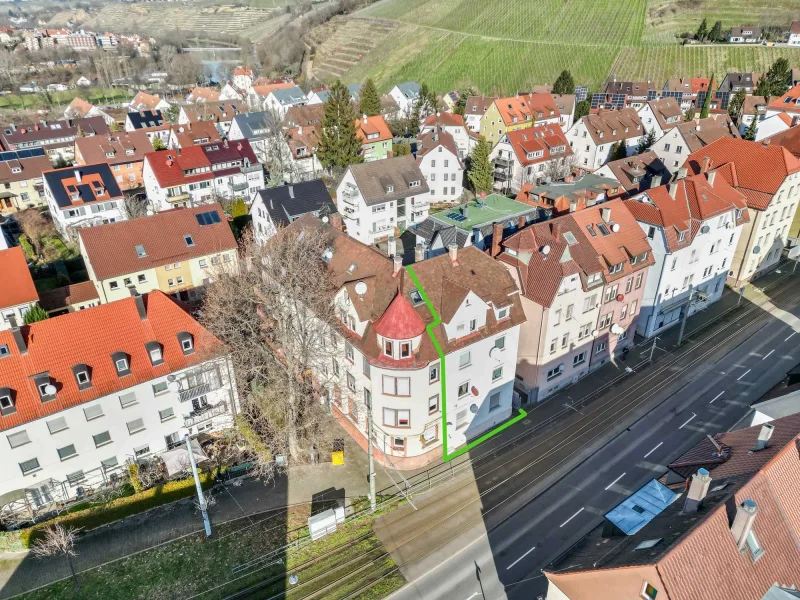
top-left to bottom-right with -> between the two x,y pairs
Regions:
430,194 -> 534,230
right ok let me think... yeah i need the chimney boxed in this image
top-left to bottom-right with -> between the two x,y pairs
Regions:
387,235 -> 397,257
491,222 -> 503,258
517,215 -> 527,229
329,213 -> 343,231
288,185 -> 294,199
462,203 -> 469,219
683,468 -> 712,513
551,221 -> 562,238
448,242 -> 458,265
74,169 -> 82,183
415,244 -> 425,263
601,207 -> 611,223
392,254 -> 403,276
668,182 -> 677,199
8,316 -> 27,355
131,289 -> 147,320
298,125 -> 303,136
649,174 -> 662,189
223,138 -> 229,148
472,226 -> 481,246
707,170 -> 716,186
762,140 -> 770,148
362,113 -> 367,124
701,156 -> 711,174
754,423 -> 774,451
731,499 -> 758,550
677,167 -> 688,180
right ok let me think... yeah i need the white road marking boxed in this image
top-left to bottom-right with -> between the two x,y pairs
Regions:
465,593 -> 480,600
737,368 -> 751,381
560,507 -> 585,528
605,472 -> 626,491
763,349 -> 775,360
506,545 -> 537,570
786,332 -> 797,342
710,391 -> 724,404
644,442 -> 663,458
679,413 -> 697,429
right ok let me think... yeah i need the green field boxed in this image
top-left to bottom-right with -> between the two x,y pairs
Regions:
0,88 -> 131,110
317,0 -> 800,93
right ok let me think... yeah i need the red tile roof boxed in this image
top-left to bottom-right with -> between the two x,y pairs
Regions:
624,169 -> 750,251
0,247 -> 38,310
416,126 -> 461,164
766,83 -> 800,115
170,121 -> 222,148
355,114 -> 392,144
0,292 -> 223,431
502,124 -> 572,167
684,137 -> 800,206
422,112 -> 466,128
494,93 -> 560,126
130,91 -> 165,111
38,281 -> 99,312
372,292 -> 427,339
144,139 -> 258,189
79,203 -> 237,280
765,124 -> 800,158
75,131 -> 154,166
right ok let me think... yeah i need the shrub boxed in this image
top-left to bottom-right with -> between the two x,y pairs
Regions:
18,235 -> 35,260
128,463 -> 142,493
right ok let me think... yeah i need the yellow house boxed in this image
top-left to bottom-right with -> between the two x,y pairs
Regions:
78,203 -> 238,304
479,93 -> 562,147
0,150 -> 53,214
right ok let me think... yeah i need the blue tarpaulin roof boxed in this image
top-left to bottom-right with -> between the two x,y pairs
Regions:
605,479 -> 679,535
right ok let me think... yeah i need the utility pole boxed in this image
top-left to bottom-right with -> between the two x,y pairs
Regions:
649,336 -> 660,362
737,285 -> 745,306
367,399 -> 376,513
185,434 -> 212,537
677,285 -> 693,347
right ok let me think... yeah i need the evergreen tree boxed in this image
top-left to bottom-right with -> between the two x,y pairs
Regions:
708,21 -> 723,42
743,117 -> 758,141
756,57 -> 791,101
392,141 -> 410,156
727,89 -> 746,123
553,70 -> 575,95
152,137 -> 166,151
695,18 -> 708,41
574,99 -> 590,120
411,82 -> 438,126
684,106 -> 696,121
467,136 -> 494,195
317,79 -> 363,172
358,78 -> 381,117
700,74 -> 714,118
637,129 -> 657,154
610,141 -> 628,161
453,86 -> 477,116
23,303 -> 48,324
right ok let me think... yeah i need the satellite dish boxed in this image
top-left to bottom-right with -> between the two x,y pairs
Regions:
168,380 -> 180,393
611,223 -> 621,233
44,384 -> 57,396
541,245 -> 551,255
322,216 -> 329,224
469,403 -> 478,414
616,293 -> 624,302
610,323 -> 624,335
753,246 -> 761,255
591,330 -> 598,337
354,281 -> 368,296
700,225 -> 710,234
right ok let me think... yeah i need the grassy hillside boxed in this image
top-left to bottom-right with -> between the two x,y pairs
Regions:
315,0 -> 800,93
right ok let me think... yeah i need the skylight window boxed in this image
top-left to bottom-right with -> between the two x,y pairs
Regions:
635,538 -> 662,550
136,244 -> 147,258
563,231 -> 578,245
184,235 -> 195,247
409,289 -> 424,305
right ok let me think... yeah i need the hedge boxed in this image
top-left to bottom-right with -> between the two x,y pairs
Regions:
0,471 -> 214,551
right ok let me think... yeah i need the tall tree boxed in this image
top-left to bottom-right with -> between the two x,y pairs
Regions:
467,136 -> 494,195
574,99 -> 590,120
552,70 -> 575,95
317,79 -> 363,174
684,106 -> 696,121
695,18 -> 708,41
453,86 -> 477,116
23,303 -> 48,324
743,117 -> 758,141
756,57 -> 791,101
409,82 -> 438,132
637,129 -> 657,154
358,78 -> 381,117
700,74 -> 714,118
610,140 -> 628,161
708,21 -> 723,42
727,89 -> 746,123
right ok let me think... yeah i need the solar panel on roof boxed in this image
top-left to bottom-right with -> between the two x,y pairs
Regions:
196,210 -> 222,226
647,90 -> 659,100
574,86 -> 588,103
0,147 -> 46,163
446,212 -> 467,222
662,90 -> 683,99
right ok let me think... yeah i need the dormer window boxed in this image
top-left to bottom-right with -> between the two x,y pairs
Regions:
126,148 -> 134,155
386,184 -> 394,193
0,344 -> 9,357
678,231 -> 686,242
72,364 -> 91,390
497,308 -> 509,320
0,387 -> 15,416
177,331 -> 195,355
609,263 -> 623,275
105,151 -> 114,158
11,166 -> 21,174
111,351 -> 131,376
145,341 -> 164,366
409,180 -> 421,188
34,373 -> 55,402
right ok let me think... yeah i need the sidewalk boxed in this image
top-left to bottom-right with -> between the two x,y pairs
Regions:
0,436 -> 407,598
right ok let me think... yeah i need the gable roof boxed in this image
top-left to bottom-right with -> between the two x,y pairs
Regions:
284,104 -> 325,129
170,121 -> 222,148
231,111 -> 272,139
0,246 -> 38,310
765,124 -> 800,158
684,137 -> 800,202
269,86 -> 307,106
644,97 -> 683,131
0,151 -> 54,184
65,96 -> 96,118
501,124 -> 571,167
186,87 -> 221,103
38,281 -> 99,312
624,169 -> 750,252
493,93 -> 560,127
127,110 -> 164,129
130,91 -> 165,111
393,82 -> 420,99
75,131 -> 154,166
416,126 -> 461,163
79,203 -> 237,280
0,292 -> 223,431
182,101 -> 246,123
766,83 -> 800,115
600,151 -> 669,195
255,179 -> 336,227
43,163 -> 123,208
464,96 -> 496,117
356,114 -> 392,144
422,112 -> 466,129
144,139 -> 258,189
0,118 -> 109,148
249,81 -> 295,98
347,155 -> 430,206
674,115 -> 741,154
581,108 -> 644,145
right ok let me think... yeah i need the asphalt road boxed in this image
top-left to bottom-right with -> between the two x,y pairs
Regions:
386,271 -> 800,600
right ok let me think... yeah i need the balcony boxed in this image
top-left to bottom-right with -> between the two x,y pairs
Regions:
372,223 -> 393,234
494,171 -> 510,182
232,182 -> 248,192
184,401 -> 228,427
494,157 -> 513,168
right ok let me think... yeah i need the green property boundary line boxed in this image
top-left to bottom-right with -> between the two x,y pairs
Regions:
406,265 -> 527,462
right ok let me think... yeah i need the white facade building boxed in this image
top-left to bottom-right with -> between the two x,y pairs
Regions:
624,170 -> 750,338
416,127 -> 464,204
337,155 -> 431,245
0,247 -> 39,331
650,116 -> 739,174
0,292 -> 238,517
567,108 -> 644,171
389,82 -> 421,118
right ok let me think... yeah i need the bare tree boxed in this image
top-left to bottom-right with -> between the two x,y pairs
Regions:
0,50 -> 23,90
16,209 -> 56,259
201,229 -> 339,477
31,524 -> 82,591
122,194 -> 149,220
541,154 -> 579,183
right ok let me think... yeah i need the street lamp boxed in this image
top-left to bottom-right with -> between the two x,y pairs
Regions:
179,427 -> 212,538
